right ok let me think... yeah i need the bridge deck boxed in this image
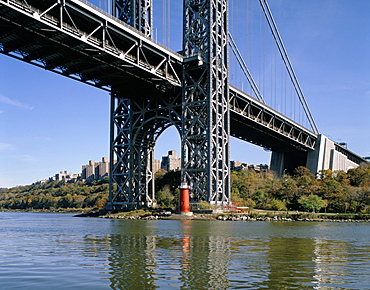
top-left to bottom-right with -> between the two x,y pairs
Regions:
0,0 -> 182,95
229,86 -> 317,152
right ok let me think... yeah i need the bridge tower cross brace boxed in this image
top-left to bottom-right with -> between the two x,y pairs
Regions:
108,0 -> 230,209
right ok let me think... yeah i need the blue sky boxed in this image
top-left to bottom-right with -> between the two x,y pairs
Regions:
1,0 -> 369,188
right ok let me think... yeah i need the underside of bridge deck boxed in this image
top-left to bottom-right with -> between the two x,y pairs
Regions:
0,0 -> 182,98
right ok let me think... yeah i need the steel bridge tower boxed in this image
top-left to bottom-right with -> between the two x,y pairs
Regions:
182,0 -> 230,204
108,0 -> 230,210
113,0 -> 152,37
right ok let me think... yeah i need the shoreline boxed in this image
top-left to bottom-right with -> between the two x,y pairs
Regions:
2,208 -> 370,222
97,211 -> 370,223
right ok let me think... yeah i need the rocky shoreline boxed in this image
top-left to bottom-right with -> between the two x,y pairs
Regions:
3,208 -> 369,222
97,212 -> 370,222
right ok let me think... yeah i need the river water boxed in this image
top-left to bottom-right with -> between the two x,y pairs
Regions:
1,212 -> 369,289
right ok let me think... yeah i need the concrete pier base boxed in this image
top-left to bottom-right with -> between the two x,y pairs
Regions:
270,134 -> 363,176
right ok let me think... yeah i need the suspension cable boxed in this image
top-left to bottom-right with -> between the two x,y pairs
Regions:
228,32 -> 265,103
259,0 -> 319,134
167,0 -> 170,47
162,0 -> 169,46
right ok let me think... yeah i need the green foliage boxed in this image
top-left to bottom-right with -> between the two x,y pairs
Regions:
230,164 -> 370,213
156,185 -> 176,208
270,199 -> 287,211
347,163 -> 370,187
154,171 -> 181,209
254,190 -> 265,203
0,180 -> 108,210
278,176 -> 298,203
2,164 -> 369,214
298,194 -> 325,213
155,171 -> 181,194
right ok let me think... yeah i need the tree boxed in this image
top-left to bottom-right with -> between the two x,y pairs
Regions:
294,166 -> 315,179
319,179 -> 346,212
293,166 -> 319,197
156,185 -> 175,208
334,170 -> 350,186
231,170 -> 260,199
348,163 -> 370,187
155,171 -> 181,194
298,194 -> 325,213
254,189 -> 265,204
319,169 -> 334,181
277,176 -> 298,204
270,199 -> 287,211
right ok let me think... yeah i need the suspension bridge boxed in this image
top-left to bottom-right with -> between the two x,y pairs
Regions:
0,0 -> 366,209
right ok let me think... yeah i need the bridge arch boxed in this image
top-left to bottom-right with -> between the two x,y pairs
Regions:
131,116 -> 181,207
109,90 -> 182,210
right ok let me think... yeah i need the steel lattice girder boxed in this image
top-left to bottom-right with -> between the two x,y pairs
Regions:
0,0 -> 181,89
229,87 -> 317,152
108,0 -> 182,209
182,0 -> 230,204
109,96 -> 133,207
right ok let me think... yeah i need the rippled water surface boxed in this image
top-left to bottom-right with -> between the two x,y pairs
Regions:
1,212 -> 370,289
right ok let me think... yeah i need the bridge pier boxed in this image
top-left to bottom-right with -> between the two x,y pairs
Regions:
108,0 -> 184,210
108,0 -> 232,209
270,151 -> 308,176
306,134 -> 361,174
271,134 -> 364,177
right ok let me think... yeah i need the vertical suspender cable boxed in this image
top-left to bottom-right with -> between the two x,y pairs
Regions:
259,0 -> 319,134
260,8 -> 266,95
162,0 -> 165,45
269,30 -> 278,109
245,0 -> 253,93
231,0 -> 235,85
228,32 -> 265,103
247,0 -> 252,96
167,0 -> 170,48
259,8 -> 262,97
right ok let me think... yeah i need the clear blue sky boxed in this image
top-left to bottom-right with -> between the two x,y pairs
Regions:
1,0 -> 369,188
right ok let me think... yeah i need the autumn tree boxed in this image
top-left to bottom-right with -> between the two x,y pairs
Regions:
293,166 -> 319,198
275,175 -> 298,205
348,163 -> 370,187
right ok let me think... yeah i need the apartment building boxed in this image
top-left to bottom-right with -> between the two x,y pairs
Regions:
161,150 -> 181,172
82,157 -> 110,182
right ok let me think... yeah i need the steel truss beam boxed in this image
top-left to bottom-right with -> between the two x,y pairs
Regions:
182,0 -> 230,204
0,0 -> 181,89
229,87 -> 317,152
334,143 -> 367,166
